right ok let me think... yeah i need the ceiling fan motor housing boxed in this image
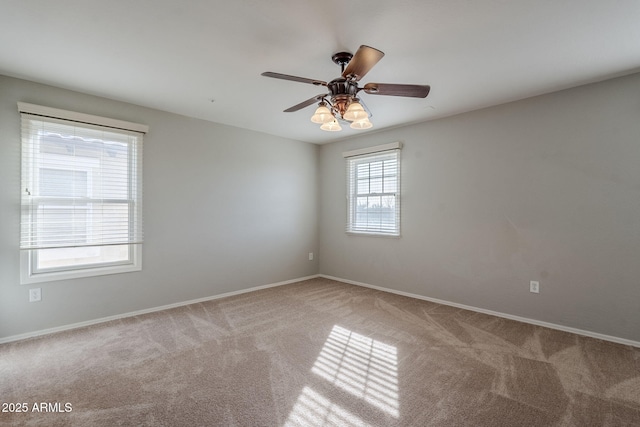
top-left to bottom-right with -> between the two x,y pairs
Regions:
328,78 -> 359,117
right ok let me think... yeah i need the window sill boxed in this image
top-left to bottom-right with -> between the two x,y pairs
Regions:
346,231 -> 401,239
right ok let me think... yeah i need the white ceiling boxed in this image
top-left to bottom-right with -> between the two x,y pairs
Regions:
2,1 -> 640,144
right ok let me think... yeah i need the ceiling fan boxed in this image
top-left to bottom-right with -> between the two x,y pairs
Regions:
261,45 -> 431,131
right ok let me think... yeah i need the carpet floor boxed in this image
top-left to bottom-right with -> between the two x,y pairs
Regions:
1,277 -> 639,426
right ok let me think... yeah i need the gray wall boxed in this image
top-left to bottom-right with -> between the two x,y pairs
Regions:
0,75 -> 319,339
319,72 -> 640,342
3,71 -> 639,343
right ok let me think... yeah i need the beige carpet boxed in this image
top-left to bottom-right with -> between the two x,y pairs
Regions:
1,277 -> 639,426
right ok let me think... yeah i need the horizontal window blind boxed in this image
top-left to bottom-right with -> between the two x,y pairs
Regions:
20,110 -> 144,250
345,144 -> 401,236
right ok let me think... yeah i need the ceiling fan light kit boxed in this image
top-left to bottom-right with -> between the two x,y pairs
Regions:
262,45 -> 430,132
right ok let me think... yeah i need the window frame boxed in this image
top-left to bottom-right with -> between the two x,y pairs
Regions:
21,245 -> 142,284
344,142 -> 402,237
18,103 -> 147,284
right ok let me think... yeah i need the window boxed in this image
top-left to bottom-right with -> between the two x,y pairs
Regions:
344,142 -> 402,236
19,103 -> 147,284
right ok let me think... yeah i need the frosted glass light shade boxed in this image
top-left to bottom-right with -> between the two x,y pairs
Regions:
350,117 -> 373,129
311,105 -> 334,123
320,118 -> 342,131
343,101 -> 367,122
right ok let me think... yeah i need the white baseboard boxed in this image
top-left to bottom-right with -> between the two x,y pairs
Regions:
0,275 -> 320,344
320,274 -> 640,348
4,273 -> 638,349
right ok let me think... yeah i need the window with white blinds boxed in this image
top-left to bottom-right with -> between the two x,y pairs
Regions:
344,142 -> 402,236
19,103 -> 147,283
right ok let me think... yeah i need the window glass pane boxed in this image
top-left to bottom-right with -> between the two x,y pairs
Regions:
39,132 -> 131,200
369,160 -> 383,178
95,202 -> 132,244
383,158 -> 397,170
355,196 -> 369,227
380,196 -> 396,229
33,201 -> 132,248
357,178 -> 369,195
356,163 -> 370,179
37,205 -> 88,246
381,195 -> 395,209
356,196 -> 369,209
367,196 -> 380,210
370,177 -> 383,193
383,176 -> 397,193
40,168 -> 88,197
100,142 -> 129,199
36,245 -> 130,270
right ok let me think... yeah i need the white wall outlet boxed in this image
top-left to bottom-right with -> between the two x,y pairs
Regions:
530,281 -> 540,294
29,288 -> 42,302
308,252 -> 314,261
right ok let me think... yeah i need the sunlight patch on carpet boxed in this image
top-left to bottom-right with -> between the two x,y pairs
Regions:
311,325 -> 399,417
284,386 -> 367,427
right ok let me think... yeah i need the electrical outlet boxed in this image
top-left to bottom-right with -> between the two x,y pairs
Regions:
29,288 -> 42,302
530,281 -> 540,294
308,252 -> 314,261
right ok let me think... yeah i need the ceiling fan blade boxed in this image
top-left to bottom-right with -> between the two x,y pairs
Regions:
261,72 -> 327,86
342,45 -> 384,81
283,94 -> 326,112
363,83 -> 431,98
